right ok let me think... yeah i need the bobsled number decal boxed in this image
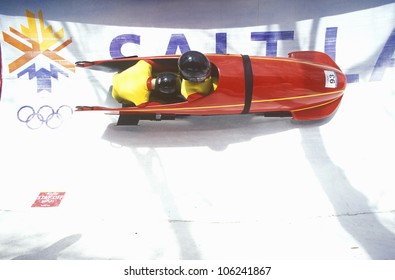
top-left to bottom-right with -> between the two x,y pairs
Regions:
324,70 -> 337,88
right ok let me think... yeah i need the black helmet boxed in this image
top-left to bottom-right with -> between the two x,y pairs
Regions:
154,72 -> 181,96
178,51 -> 211,83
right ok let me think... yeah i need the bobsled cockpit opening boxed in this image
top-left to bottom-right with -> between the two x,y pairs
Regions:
150,58 -> 219,80
150,58 -> 219,98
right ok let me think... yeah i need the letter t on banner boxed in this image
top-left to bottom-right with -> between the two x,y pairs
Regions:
251,31 -> 294,56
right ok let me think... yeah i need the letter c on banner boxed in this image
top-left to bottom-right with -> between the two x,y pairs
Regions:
109,34 -> 140,58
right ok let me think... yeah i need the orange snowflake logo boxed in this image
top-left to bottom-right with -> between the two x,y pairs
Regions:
2,9 -> 74,92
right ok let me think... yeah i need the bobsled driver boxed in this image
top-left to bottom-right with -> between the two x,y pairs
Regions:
178,51 -> 218,101
112,60 -> 185,107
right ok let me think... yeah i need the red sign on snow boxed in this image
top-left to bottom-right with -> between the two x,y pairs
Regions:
31,192 -> 65,207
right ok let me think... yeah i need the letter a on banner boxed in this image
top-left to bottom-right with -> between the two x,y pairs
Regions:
166,34 -> 190,54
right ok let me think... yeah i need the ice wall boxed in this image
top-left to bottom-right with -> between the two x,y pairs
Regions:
0,0 -> 394,260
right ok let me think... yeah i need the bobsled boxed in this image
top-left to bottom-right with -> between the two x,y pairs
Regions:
75,51 -> 346,125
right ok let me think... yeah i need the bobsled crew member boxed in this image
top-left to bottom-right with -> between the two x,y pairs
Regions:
178,51 -> 218,101
112,60 -> 185,107
112,60 -> 152,107
149,72 -> 185,104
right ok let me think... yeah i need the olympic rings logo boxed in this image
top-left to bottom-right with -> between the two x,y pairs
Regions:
17,105 -> 73,129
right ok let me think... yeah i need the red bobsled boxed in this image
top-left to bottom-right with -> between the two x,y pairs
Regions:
75,51 -> 346,125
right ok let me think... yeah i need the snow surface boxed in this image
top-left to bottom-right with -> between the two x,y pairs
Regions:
0,0 -> 394,260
